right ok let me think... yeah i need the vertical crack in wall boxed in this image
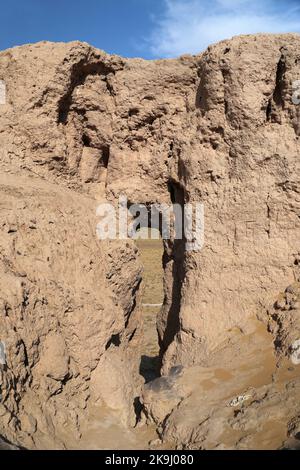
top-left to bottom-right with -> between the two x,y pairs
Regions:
159,180 -> 186,356
267,49 -> 287,123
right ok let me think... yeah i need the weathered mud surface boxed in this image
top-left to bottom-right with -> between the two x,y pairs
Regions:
0,33 -> 300,449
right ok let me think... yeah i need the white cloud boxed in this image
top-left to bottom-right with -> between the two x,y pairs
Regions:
148,0 -> 300,58
216,0 -> 252,8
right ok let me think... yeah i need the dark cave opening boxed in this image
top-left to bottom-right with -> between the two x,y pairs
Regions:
101,145 -> 110,169
82,134 -> 91,147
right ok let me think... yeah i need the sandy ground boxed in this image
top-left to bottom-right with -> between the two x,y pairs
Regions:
136,233 -> 164,382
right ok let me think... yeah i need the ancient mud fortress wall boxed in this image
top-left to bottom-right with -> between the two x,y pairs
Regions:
0,34 -> 299,449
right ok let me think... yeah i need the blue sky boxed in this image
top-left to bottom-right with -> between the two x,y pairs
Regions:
0,0 -> 299,58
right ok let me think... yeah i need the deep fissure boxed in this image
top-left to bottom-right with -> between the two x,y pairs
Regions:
133,180 -> 186,384
160,180 -> 186,355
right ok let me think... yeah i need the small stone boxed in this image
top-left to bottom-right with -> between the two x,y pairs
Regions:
275,297 -> 286,310
149,438 -> 162,449
290,339 -> 300,365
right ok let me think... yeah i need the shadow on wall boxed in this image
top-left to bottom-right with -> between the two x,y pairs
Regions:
159,180 -> 186,355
